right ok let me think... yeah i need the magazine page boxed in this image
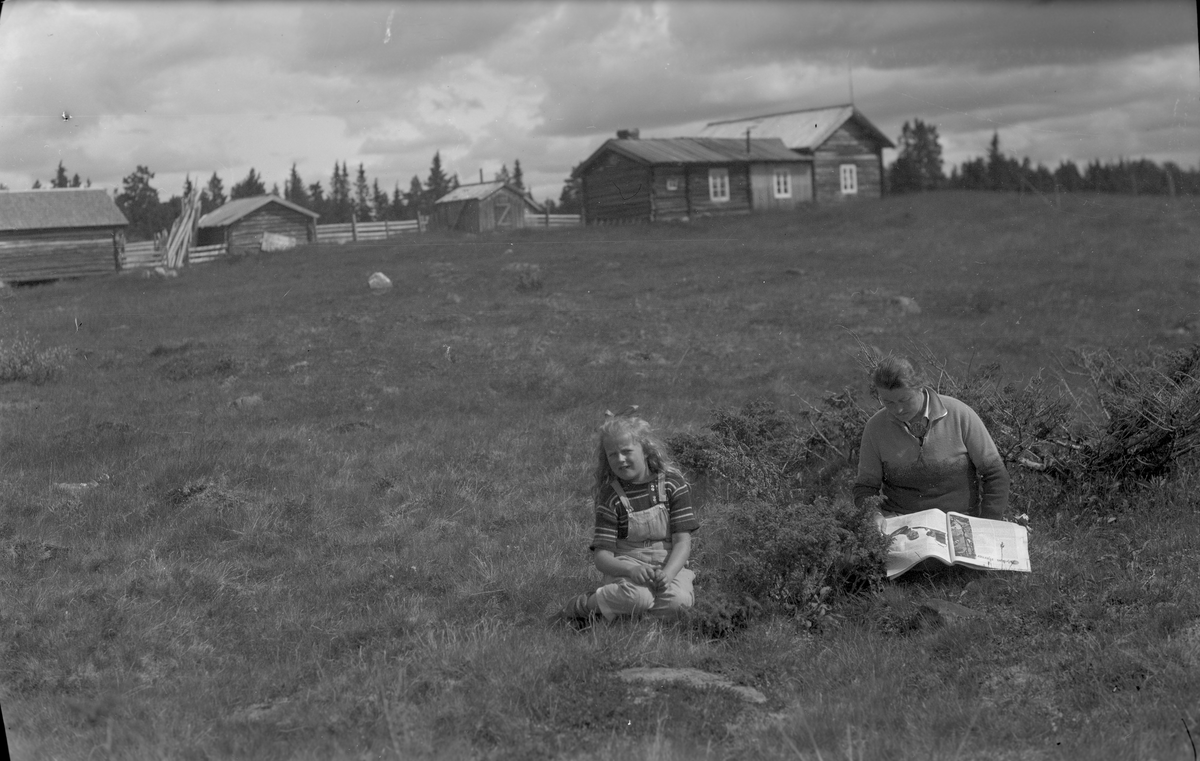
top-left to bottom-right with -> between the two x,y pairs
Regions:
946,513 -> 1031,572
881,509 -> 953,579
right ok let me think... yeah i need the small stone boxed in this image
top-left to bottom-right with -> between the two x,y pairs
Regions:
232,394 -> 263,409
368,272 -> 392,291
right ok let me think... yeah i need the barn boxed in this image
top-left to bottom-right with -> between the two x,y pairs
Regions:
698,104 -> 894,202
431,181 -> 544,233
576,135 -> 810,225
0,189 -> 128,283
195,195 -> 318,256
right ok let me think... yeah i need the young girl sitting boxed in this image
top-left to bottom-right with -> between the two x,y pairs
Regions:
553,410 -> 699,627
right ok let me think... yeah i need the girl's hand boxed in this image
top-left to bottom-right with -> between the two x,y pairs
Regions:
625,563 -> 656,586
652,568 -> 675,593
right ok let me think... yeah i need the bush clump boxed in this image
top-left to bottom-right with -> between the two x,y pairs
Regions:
0,334 -> 70,384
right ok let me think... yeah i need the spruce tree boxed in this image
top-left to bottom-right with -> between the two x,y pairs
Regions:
426,152 -> 450,204
353,163 -> 372,221
512,159 -> 524,190
52,161 -> 70,188
230,168 -> 266,199
70,173 -> 81,188
407,176 -> 425,219
286,163 -> 310,208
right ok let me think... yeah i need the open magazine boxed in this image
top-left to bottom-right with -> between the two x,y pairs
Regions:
882,509 -> 1031,579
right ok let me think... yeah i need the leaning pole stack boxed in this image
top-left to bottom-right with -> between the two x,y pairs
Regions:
163,188 -> 202,269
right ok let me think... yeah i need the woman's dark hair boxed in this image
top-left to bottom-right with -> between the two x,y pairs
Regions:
871,355 -> 928,390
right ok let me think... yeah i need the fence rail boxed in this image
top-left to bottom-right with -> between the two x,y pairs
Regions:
188,243 -> 228,264
315,219 -> 423,244
525,213 -> 582,228
120,241 -> 163,270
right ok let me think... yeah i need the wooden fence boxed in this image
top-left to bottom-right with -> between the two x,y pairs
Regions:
119,212 -> 585,271
315,219 -> 423,244
525,213 -> 583,228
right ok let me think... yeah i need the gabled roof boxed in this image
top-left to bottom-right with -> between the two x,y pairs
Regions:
434,181 -> 545,212
197,195 -> 319,228
0,188 -> 128,232
699,105 -> 895,151
578,137 -> 806,176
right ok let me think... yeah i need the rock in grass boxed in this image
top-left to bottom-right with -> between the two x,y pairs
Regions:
616,667 -> 767,704
232,394 -> 262,409
368,272 -> 392,291
918,598 -> 984,627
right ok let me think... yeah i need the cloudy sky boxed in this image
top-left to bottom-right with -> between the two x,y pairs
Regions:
1,1 -> 1197,206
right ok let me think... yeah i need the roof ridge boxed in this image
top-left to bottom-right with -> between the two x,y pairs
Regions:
705,103 -> 853,126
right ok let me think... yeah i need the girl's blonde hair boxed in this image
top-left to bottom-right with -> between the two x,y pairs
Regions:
591,413 -> 682,501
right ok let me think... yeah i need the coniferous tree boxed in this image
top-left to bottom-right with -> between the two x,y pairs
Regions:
31,180 -> 42,189
353,163 -> 372,221
425,152 -> 451,206
986,132 -> 1006,191
306,181 -> 327,219
70,173 -> 81,188
285,163 -> 310,208
556,162 -> 583,214
116,165 -> 164,240
391,182 -> 406,220
230,168 -> 266,199
512,159 -> 524,190
888,120 -> 944,193
406,175 -> 425,219
371,179 -> 389,221
494,163 -> 510,184
329,162 -> 351,223
202,172 -> 227,215
51,161 -> 70,188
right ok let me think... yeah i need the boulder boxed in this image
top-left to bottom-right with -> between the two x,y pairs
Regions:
368,272 -> 392,291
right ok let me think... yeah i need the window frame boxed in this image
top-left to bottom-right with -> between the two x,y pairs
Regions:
773,168 -> 792,199
839,164 -> 859,195
708,167 -> 730,202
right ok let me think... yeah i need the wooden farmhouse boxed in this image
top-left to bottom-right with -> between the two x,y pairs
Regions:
196,195 -> 318,256
698,104 -> 894,202
576,136 -> 810,225
431,181 -> 544,233
0,189 -> 129,283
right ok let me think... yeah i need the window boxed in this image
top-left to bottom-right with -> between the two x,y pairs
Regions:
708,168 -> 729,202
773,169 -> 792,199
840,164 -> 858,195
666,178 -> 679,192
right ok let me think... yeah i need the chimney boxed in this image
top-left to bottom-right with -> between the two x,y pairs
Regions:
616,128 -> 640,140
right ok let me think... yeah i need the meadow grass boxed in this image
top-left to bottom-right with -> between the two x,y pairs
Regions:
2,191 -> 1199,759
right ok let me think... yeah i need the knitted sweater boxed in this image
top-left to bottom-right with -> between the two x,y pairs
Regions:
853,390 -> 1009,519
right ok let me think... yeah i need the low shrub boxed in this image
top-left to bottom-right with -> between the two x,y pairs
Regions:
0,333 -> 70,384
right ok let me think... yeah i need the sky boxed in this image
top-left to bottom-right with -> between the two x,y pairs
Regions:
1,0 -> 1197,206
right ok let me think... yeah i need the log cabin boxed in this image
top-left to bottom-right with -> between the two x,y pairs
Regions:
0,188 -> 129,283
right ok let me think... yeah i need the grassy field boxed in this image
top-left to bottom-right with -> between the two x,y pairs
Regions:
2,190 -> 1198,760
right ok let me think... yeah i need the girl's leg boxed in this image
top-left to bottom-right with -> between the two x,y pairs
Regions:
648,568 -> 695,619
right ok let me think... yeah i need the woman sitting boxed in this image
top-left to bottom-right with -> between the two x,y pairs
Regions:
854,355 -> 1009,521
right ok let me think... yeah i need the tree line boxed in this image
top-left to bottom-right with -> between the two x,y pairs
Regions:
888,119 -> 1200,197
24,155 -> 529,241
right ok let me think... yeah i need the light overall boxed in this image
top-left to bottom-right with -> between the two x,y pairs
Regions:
592,474 -> 695,621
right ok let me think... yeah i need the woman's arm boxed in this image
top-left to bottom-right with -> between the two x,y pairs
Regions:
961,406 -> 1010,519
853,423 -> 884,509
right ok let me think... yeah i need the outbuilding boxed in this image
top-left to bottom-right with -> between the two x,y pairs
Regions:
0,188 -> 129,283
195,195 -> 318,256
698,104 -> 894,202
575,136 -> 810,225
431,181 -> 544,233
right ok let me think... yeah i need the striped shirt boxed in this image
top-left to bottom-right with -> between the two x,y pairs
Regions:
590,472 -> 699,551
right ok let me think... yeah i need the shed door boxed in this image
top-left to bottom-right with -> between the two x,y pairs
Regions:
495,202 -> 512,228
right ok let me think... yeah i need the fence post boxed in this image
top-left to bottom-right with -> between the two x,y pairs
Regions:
384,219 -> 390,239
544,208 -> 550,228
351,213 -> 358,242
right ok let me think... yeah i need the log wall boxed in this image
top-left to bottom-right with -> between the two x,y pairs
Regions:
582,152 -> 652,224
0,226 -> 121,282
226,207 -> 314,256
814,120 -> 886,201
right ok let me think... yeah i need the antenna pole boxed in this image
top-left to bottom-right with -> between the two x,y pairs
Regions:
848,60 -> 855,105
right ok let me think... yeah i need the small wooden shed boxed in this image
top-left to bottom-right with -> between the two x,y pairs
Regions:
431,181 -> 544,233
196,195 -> 318,256
698,104 -> 894,202
575,136 -> 810,225
0,189 -> 129,283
